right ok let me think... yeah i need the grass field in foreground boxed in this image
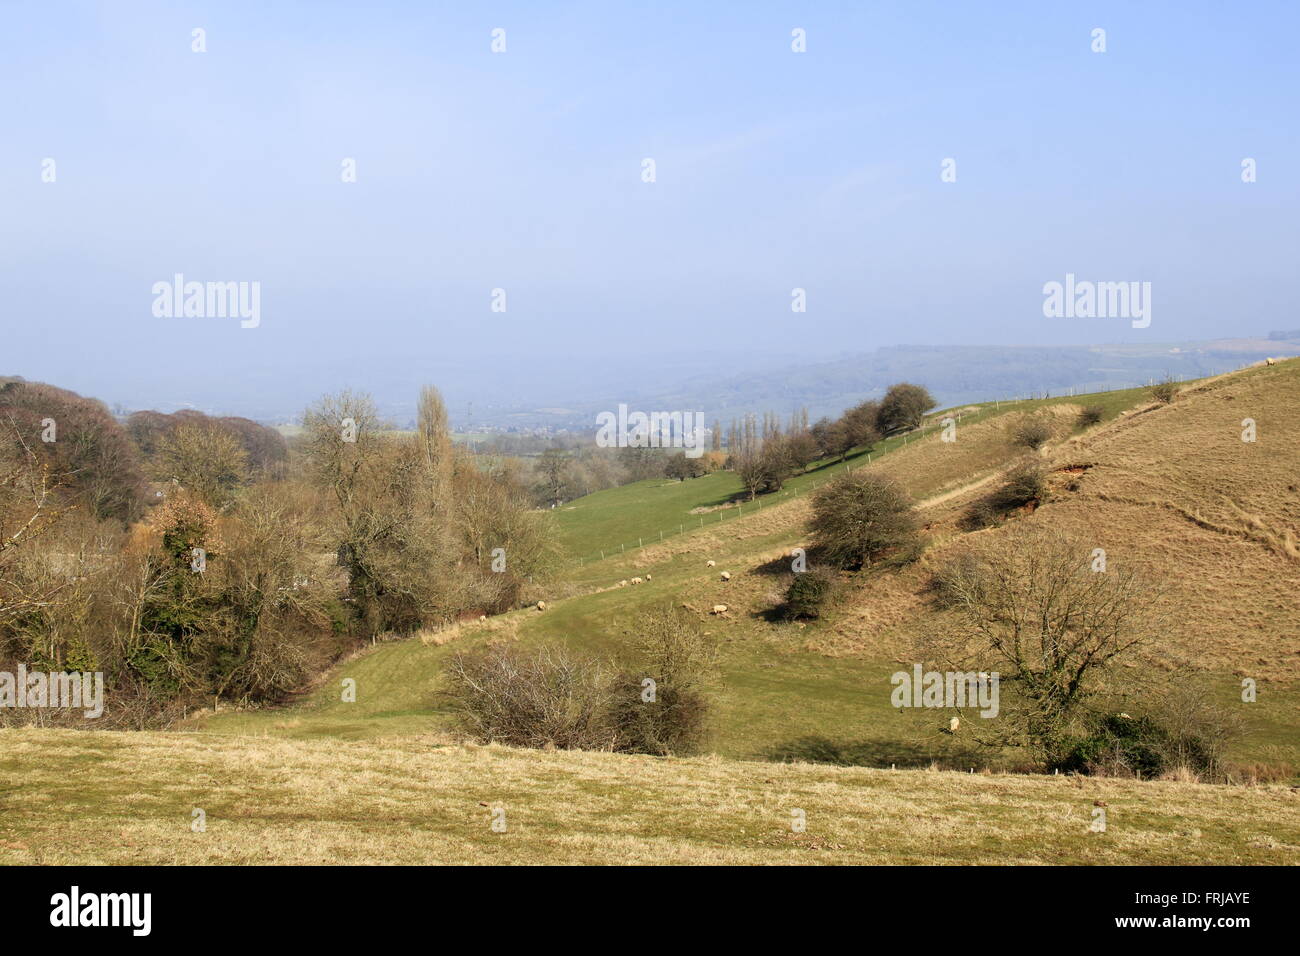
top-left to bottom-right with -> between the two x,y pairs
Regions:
1,729 -> 1296,865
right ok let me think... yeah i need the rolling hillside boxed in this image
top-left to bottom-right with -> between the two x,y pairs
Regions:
4,360 -> 1296,866
191,360 -> 1299,773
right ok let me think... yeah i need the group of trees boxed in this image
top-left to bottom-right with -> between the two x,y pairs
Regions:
301,387 -> 557,635
1,379 -> 148,523
725,383 -> 936,501
0,378 -> 558,726
511,382 -> 940,506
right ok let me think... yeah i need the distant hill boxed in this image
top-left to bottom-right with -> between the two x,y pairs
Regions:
470,334 -> 1300,431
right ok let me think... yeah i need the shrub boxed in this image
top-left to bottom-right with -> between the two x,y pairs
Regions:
962,462 -> 1045,529
1055,712 -> 1224,779
1077,405 -> 1104,427
442,643 -> 616,750
442,607 -> 718,756
876,384 -> 936,435
782,567 -> 836,619
609,606 -> 717,755
1011,415 -> 1053,450
809,471 -> 920,570
1150,376 -> 1179,404
607,674 -> 710,756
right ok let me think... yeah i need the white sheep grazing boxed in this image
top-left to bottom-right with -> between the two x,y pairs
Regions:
706,560 -> 716,567
720,571 -> 731,581
948,716 -> 960,733
710,604 -> 728,615
536,601 -> 547,611
631,577 -> 643,585
619,579 -> 628,588
644,574 -> 652,581
1266,357 -> 1277,366
479,614 -> 487,622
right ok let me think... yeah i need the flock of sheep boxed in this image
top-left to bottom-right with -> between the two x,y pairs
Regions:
527,559 -> 737,615
604,561 -> 735,615
522,546 -> 777,617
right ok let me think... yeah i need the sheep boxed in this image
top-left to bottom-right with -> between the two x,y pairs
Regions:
710,604 -> 728,615
479,614 -> 487,622
706,560 -> 716,567
618,579 -> 628,587
720,571 -> 731,581
631,577 -> 643,585
644,574 -> 652,581
536,601 -> 547,611
948,716 -> 960,733
1266,357 -> 1277,366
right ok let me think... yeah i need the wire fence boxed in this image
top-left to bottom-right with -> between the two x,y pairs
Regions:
568,378 -> 1191,569
572,418 -> 949,567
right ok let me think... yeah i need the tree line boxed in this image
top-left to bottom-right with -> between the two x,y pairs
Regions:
0,377 -> 555,726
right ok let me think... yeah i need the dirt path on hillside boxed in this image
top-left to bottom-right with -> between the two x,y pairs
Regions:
915,471 -> 1004,510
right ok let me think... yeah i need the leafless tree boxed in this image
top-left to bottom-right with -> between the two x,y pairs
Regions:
930,525 -> 1164,764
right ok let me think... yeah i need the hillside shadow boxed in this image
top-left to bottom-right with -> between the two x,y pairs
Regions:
761,735 -> 935,769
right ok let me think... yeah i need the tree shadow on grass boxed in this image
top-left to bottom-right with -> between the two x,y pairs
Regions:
761,735 -> 937,769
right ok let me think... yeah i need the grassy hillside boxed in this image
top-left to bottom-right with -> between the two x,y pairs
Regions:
555,386 -> 1150,565
196,363 -> 1299,776
6,363 -> 1295,867
2,729 -> 1295,865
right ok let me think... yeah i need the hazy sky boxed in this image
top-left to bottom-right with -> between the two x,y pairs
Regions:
2,1 -> 1297,415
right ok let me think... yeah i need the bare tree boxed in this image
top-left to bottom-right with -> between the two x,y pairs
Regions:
0,421 -> 69,623
154,421 -> 249,508
931,526 -> 1163,765
416,384 -> 453,503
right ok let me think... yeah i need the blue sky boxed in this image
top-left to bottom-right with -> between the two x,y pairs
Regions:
2,1 -> 1297,415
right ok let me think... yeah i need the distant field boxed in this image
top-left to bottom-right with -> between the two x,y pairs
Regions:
2,729 -> 1295,865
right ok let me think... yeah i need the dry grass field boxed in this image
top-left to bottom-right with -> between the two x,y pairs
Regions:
657,361 -> 1300,678
1,729 -> 1296,865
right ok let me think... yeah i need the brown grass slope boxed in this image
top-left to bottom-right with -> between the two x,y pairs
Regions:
613,361 -> 1298,682
1,729 -> 1296,865
967,360 -> 1300,681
